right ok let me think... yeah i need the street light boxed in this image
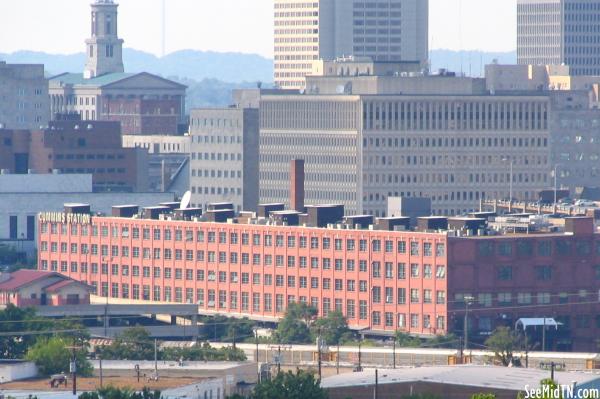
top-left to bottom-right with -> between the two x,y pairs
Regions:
463,295 -> 475,354
553,164 -> 562,205
501,157 -> 514,203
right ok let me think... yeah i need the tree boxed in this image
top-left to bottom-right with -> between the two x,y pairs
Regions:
427,333 -> 459,349
79,386 -> 161,399
395,331 -> 421,348
0,304 -> 85,359
250,370 -> 328,399
100,327 -> 155,360
26,336 -> 92,376
161,341 -> 246,362
275,303 -> 317,344
311,311 -> 352,346
402,394 -> 440,399
471,394 -> 497,399
485,327 -> 522,366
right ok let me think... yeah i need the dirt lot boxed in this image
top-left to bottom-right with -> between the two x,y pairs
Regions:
2,375 -> 202,392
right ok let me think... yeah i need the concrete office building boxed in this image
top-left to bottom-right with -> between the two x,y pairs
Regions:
260,74 -> 551,216
0,62 -> 49,130
189,108 -> 259,212
485,64 -> 600,194
122,134 -> 191,195
49,0 -> 186,135
274,0 -> 429,89
39,201 -> 600,351
517,0 -> 600,76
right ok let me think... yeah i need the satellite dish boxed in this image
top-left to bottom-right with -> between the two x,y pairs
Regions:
180,191 -> 192,210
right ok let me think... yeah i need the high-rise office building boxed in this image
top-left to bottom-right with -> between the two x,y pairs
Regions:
517,0 -> 600,76
0,62 -> 49,130
260,74 -> 552,217
274,0 -> 429,89
189,108 -> 260,213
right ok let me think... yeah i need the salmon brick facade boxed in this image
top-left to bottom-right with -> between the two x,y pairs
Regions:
37,214 -> 600,351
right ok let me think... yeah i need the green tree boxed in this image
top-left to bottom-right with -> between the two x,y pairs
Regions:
250,370 -> 328,399
79,386 -> 160,399
395,331 -> 421,347
427,333 -> 459,349
311,311 -> 353,346
485,327 -> 522,366
26,336 -> 92,376
402,394 -> 440,399
472,394 -> 497,399
0,305 -> 85,359
275,303 -> 317,344
100,327 -> 155,360
538,379 -> 563,399
161,341 -> 246,362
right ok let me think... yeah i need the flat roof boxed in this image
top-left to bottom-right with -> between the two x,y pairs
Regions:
322,365 -> 600,392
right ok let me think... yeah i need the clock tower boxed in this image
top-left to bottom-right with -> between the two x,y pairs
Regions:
84,0 -> 125,78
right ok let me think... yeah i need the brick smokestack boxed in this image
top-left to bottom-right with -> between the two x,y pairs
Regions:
290,159 -> 305,212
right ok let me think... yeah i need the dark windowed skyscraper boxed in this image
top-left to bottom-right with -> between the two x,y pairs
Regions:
518,0 -> 600,76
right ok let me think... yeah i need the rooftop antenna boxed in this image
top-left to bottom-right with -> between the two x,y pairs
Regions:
180,190 -> 192,210
459,0 -> 463,76
161,0 -> 166,57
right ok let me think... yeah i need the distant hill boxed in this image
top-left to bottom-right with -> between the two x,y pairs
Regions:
0,48 -> 518,109
430,49 -> 517,77
0,48 -> 274,84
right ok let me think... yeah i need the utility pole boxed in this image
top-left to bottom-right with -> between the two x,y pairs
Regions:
463,296 -> 474,355
66,346 -> 82,396
277,345 -> 282,375
99,354 -> 103,387
374,369 -> 379,399
358,340 -> 362,371
392,339 -> 396,369
154,339 -> 159,380
232,324 -> 237,350
317,328 -> 322,382
70,348 -> 77,396
336,342 -> 340,374
542,318 -> 546,352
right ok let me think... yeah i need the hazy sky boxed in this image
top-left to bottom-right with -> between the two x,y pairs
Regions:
0,0 -> 517,58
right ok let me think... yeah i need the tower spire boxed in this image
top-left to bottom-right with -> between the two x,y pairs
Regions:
84,0 -> 124,78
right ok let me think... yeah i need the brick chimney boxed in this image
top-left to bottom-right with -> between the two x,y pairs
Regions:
290,159 -> 305,212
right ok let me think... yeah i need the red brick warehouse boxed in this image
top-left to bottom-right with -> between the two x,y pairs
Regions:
37,203 -> 600,351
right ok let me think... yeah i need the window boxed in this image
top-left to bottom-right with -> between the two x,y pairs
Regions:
536,266 -> 552,281
385,262 -> 393,279
410,242 -> 419,256
410,289 -> 419,303
423,243 -> 432,256
397,241 -> 406,253
436,291 -> 446,304
410,264 -> 419,278
436,266 -> 446,279
397,263 -> 406,279
372,262 -> 381,278
498,292 -> 512,305
498,266 -> 513,281
498,242 -> 512,256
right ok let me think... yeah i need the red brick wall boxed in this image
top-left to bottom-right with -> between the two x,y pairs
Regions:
102,98 -> 180,135
38,217 -> 449,335
447,234 -> 600,351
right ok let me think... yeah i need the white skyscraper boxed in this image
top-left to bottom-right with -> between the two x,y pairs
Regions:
274,0 -> 429,89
